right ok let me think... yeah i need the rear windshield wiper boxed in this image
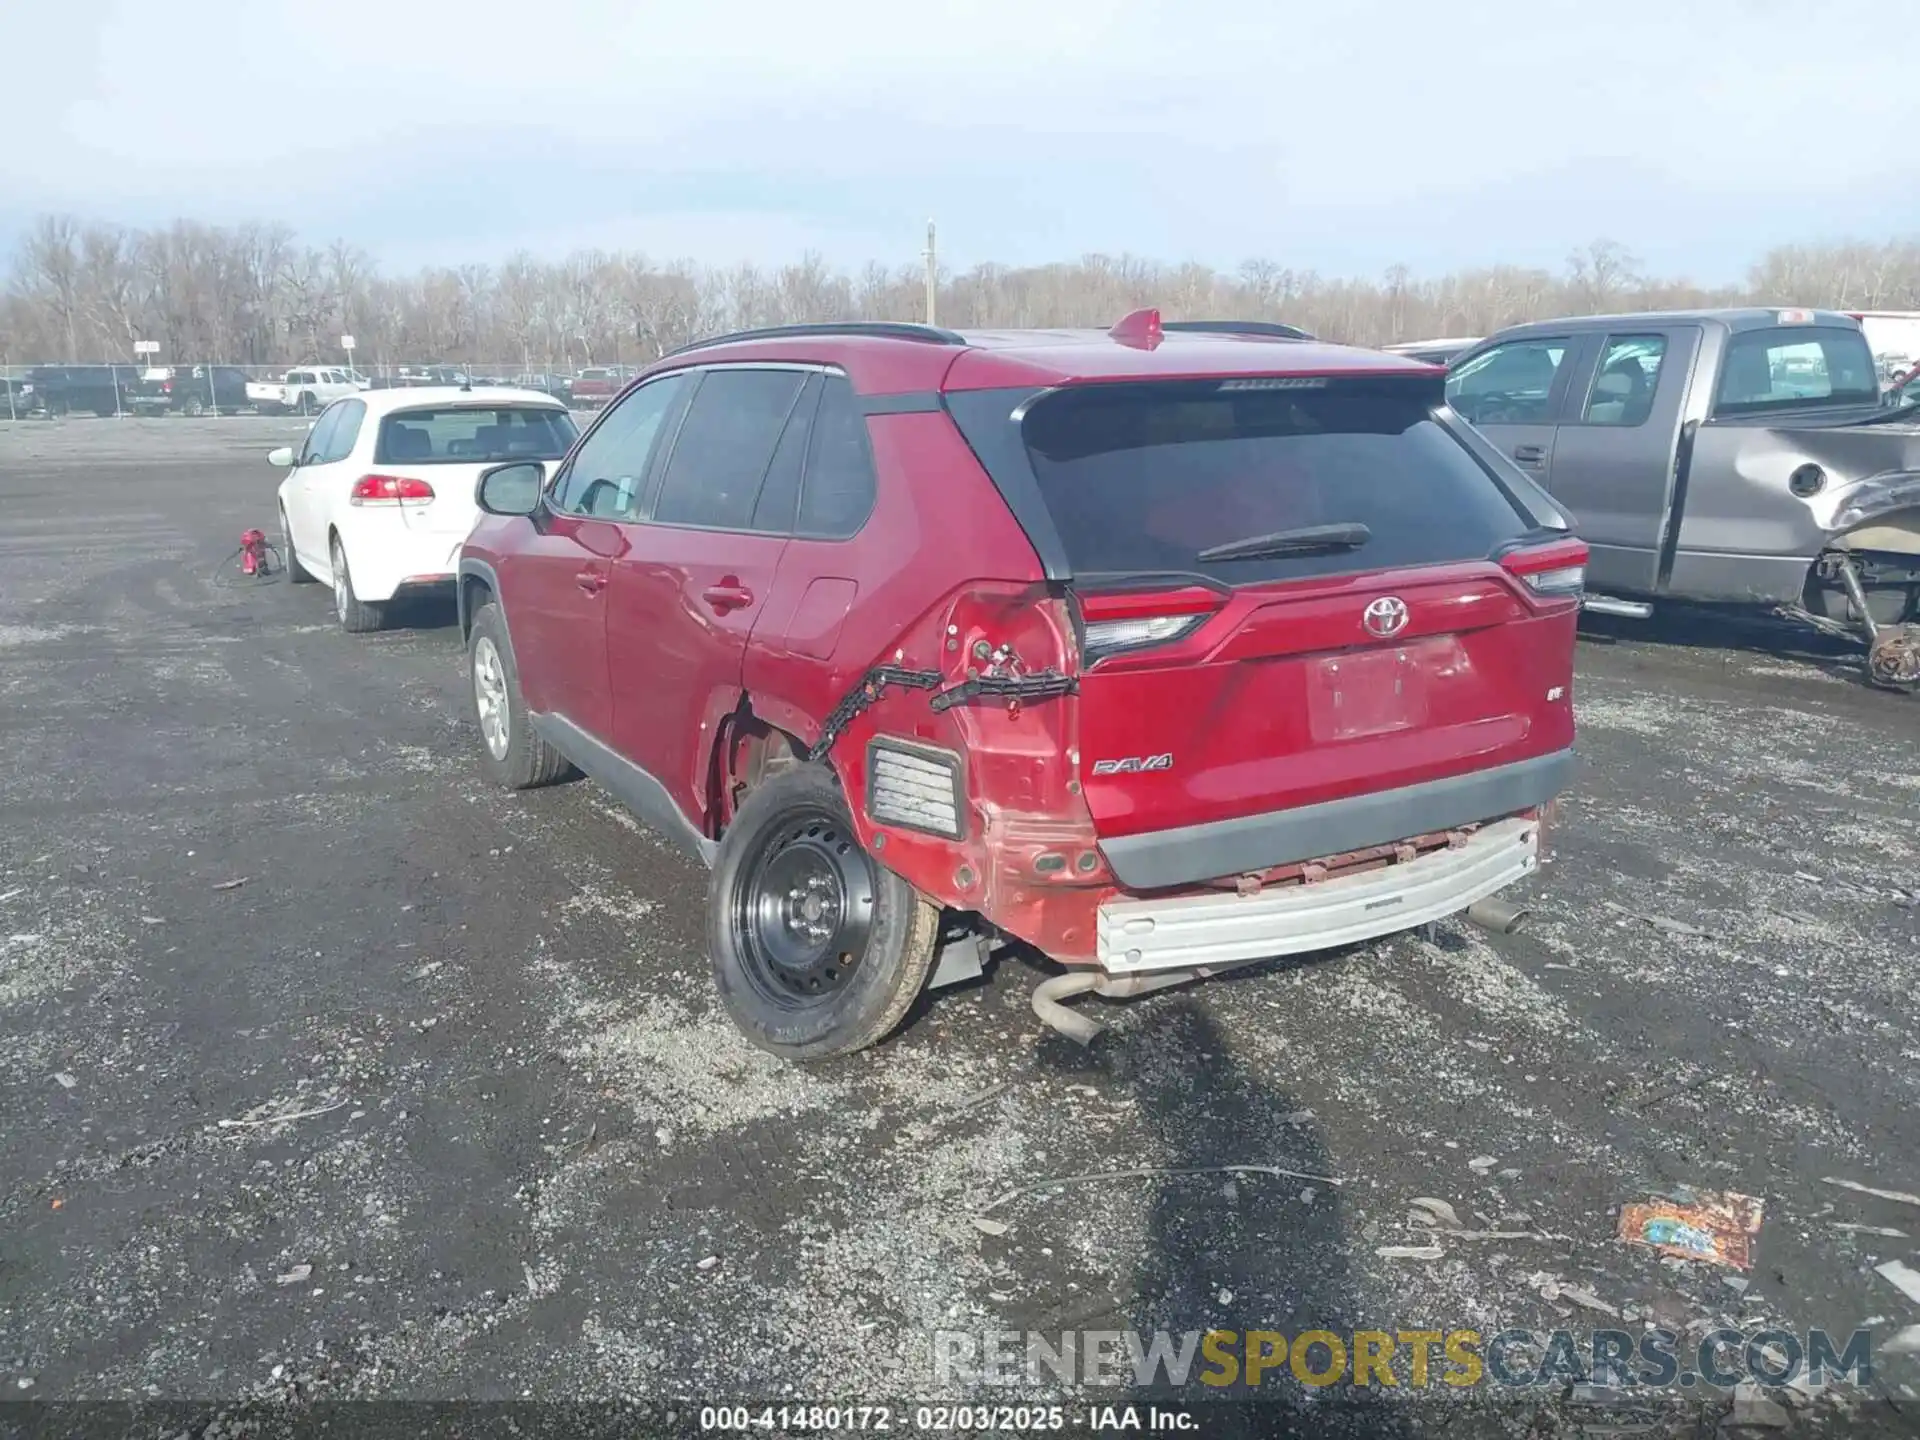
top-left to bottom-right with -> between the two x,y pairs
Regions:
1195,522 -> 1372,564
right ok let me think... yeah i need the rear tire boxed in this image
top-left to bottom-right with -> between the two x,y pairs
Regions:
708,765 -> 940,1061
467,601 -> 573,789
329,535 -> 385,633
182,397 -> 205,418
281,507 -> 316,584
298,393 -> 318,416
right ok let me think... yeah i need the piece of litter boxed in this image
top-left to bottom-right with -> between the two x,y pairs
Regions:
523,1262 -> 539,1294
1409,1197 -> 1464,1231
139,915 -> 165,925
978,1161 -> 1343,1214
212,877 -> 251,891
1884,1326 -> 1920,1357
276,1264 -> 312,1286
1617,1187 -> 1762,1270
1376,1244 -> 1444,1260
969,1217 -> 1009,1237
695,1255 -> 719,1271
1601,900 -> 1713,937
1722,1275 -> 1749,1294
0,887 -> 23,904
405,961 -> 443,982
52,1072 -> 76,1090
1217,1288 -> 1233,1305
1557,1284 -> 1620,1317
218,1098 -> 349,1130
1467,1155 -> 1498,1174
1731,1383 -> 1790,1429
1821,1176 -> 1920,1208
1831,1222 -> 1908,1237
1873,1258 -> 1920,1305
15,1379 -> 32,1391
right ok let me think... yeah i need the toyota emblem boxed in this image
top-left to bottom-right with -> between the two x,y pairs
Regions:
1363,596 -> 1409,638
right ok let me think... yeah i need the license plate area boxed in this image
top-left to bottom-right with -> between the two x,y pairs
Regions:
1308,647 -> 1429,740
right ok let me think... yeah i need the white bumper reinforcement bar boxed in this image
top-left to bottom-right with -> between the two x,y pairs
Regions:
1095,816 -> 1538,974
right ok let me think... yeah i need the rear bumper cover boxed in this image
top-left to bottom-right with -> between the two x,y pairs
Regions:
1097,748 -> 1574,891
1097,816 -> 1537,974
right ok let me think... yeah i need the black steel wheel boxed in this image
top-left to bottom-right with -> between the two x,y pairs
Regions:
732,807 -> 877,1007
709,765 -> 938,1060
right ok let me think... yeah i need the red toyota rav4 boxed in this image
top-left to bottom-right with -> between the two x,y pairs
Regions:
457,311 -> 1584,1060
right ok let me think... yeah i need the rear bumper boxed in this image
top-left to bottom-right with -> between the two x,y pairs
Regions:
1096,815 -> 1537,974
1097,748 -> 1574,891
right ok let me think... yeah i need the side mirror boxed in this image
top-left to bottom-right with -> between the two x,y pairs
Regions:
476,461 -> 545,516
268,446 -> 295,468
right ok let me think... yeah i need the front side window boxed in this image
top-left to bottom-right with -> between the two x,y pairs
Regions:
553,375 -> 688,519
1445,339 -> 1570,425
652,369 -> 809,530
1713,326 -> 1879,416
1580,335 -> 1668,426
299,404 -> 345,465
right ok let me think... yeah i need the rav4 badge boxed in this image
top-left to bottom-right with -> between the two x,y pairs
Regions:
1091,753 -> 1173,775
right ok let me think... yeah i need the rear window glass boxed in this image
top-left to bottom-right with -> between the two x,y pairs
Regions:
375,406 -> 577,464
1713,326 -> 1879,416
1019,379 -> 1529,586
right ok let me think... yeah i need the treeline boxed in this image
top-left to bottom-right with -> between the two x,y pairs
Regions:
5,214 -> 1920,368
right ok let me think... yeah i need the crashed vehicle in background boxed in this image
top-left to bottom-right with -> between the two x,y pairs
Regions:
1447,308 -> 1920,690
457,311 -> 1585,1058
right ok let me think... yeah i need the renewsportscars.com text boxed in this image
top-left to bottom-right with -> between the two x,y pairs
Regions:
931,1326 -> 1872,1391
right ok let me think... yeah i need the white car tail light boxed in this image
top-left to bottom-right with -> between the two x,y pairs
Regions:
866,740 -> 965,839
350,473 -> 435,506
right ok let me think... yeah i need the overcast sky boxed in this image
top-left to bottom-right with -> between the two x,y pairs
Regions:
3,0 -> 1913,282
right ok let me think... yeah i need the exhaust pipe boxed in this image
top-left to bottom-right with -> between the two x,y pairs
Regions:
1582,595 -> 1654,619
1464,896 -> 1529,934
1031,969 -> 1205,1045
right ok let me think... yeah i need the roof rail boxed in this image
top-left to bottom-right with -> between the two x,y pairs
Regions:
1161,319 -> 1315,341
664,321 -> 968,358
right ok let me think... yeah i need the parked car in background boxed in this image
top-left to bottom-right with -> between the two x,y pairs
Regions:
277,366 -> 363,415
25,364 -> 141,416
271,386 -> 578,634
1448,308 -> 1920,689
1,377 -> 42,418
1886,364 -> 1920,410
565,366 -> 625,408
510,372 -> 573,403
1384,337 -> 1482,368
457,311 -> 1584,1059
127,364 -> 252,416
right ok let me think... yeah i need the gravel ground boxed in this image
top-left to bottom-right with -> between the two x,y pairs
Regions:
2,417 -> 1918,1437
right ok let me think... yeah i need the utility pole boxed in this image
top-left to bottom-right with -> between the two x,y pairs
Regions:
923,219 -> 937,326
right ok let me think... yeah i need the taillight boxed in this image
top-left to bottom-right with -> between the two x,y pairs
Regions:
350,474 -> 435,506
1499,536 -> 1589,599
1075,585 -> 1225,665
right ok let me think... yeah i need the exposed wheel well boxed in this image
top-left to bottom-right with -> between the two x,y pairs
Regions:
710,700 -> 809,838
459,574 -> 494,640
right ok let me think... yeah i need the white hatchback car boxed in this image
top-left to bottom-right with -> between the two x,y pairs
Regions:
272,386 -> 578,632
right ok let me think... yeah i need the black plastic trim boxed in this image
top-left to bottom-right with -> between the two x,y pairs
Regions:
456,556 -> 503,641
664,323 -> 967,357
939,386 -> 1072,580
1099,749 -> 1576,891
530,713 -> 717,866
1161,320 -> 1314,341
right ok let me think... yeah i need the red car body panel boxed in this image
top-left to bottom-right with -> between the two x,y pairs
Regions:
463,322 -> 1580,965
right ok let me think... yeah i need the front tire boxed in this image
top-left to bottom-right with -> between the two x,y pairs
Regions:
708,765 -> 939,1061
467,601 -> 573,789
281,507 -> 316,584
329,535 -> 385,633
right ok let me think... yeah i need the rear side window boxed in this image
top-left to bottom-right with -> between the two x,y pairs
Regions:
319,399 -> 366,461
796,376 -> 879,538
1018,378 -> 1530,586
375,406 -> 577,464
653,369 -> 807,530
1713,325 -> 1879,416
1580,335 -> 1667,426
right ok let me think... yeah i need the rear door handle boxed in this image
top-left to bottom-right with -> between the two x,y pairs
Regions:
701,581 -> 755,613
1512,444 -> 1548,466
575,569 -> 608,595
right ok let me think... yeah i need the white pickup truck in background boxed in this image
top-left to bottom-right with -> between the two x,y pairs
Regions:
247,367 -> 368,415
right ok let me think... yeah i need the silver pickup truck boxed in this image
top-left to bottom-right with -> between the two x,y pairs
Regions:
1445,308 -> 1920,690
